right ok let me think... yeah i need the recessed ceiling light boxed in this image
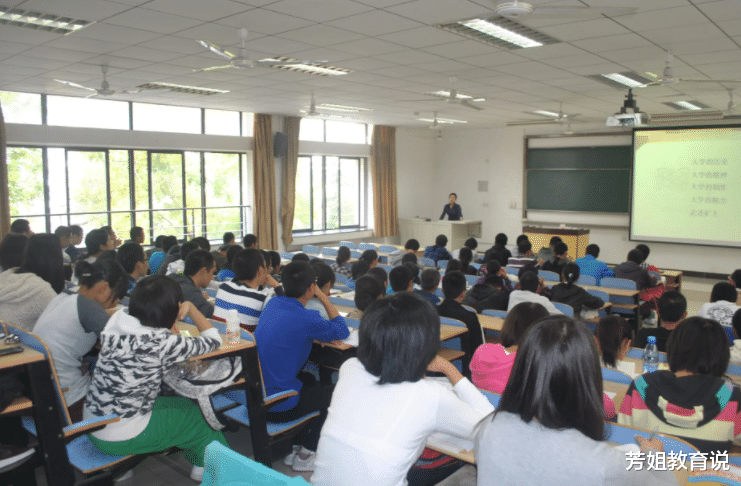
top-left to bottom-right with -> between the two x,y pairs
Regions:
424,90 -> 485,102
136,82 -> 229,96
417,117 -> 467,124
437,16 -> 558,50
533,110 -> 560,117
0,7 -> 91,34
264,58 -> 352,77
318,103 -> 373,112
663,100 -> 711,111
601,73 -> 645,88
586,72 -> 653,90
459,19 -> 542,48
673,101 -> 702,110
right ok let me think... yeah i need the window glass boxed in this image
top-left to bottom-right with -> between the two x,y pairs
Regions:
48,148 -> 68,229
326,120 -> 366,144
300,119 -> 324,142
150,152 -> 184,239
133,151 -> 150,240
242,112 -> 254,137
311,155 -> 323,230
294,157 -> 312,231
205,109 -> 240,136
325,156 -> 339,230
204,152 -> 241,240
67,150 -> 109,232
7,147 -> 45,229
133,103 -> 200,134
185,152 -> 203,239
47,96 -> 129,130
340,158 -> 360,226
0,91 -> 41,124
110,150 -> 132,240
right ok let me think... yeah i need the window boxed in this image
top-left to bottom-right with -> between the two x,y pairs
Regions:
0,91 -> 41,124
132,102 -> 201,134
7,147 -> 45,231
293,155 -> 368,233
299,118 -> 372,144
205,109 -> 240,136
47,96 -> 129,130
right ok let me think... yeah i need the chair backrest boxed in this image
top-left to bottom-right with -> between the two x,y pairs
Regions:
604,422 -> 698,456
334,273 -> 348,284
552,302 -> 574,317
350,250 -> 362,259
329,296 -> 356,308
439,316 -> 466,329
332,284 -> 352,293
461,304 -> 477,314
434,288 -> 444,298
586,288 -> 609,301
464,275 -> 478,287
378,264 -> 393,273
280,252 -> 293,260
202,441 -> 310,486
538,270 -> 560,282
344,318 -> 360,329
505,266 -> 519,274
626,348 -> 668,362
437,260 -> 448,269
470,263 -> 481,271
479,389 -> 501,408
439,317 -> 466,353
576,275 -> 597,286
727,362 -> 741,377
302,245 -> 320,255
359,243 -> 377,251
723,325 -> 735,346
482,309 -> 507,319
378,245 -> 397,254
600,277 -> 637,290
321,247 -> 337,257
419,257 -> 435,267
339,241 -> 357,249
601,367 -> 633,385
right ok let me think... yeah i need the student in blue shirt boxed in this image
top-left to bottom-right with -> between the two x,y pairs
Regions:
415,268 -> 441,305
255,261 -> 349,472
424,234 -> 453,264
116,242 -> 148,296
574,244 -> 614,284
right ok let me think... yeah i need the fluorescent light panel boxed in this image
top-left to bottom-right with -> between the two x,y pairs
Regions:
674,101 -> 702,110
533,110 -> 560,117
136,82 -> 229,95
0,7 -> 90,33
459,19 -> 542,48
602,73 -> 645,88
418,118 -> 467,124
437,16 -> 558,50
425,90 -> 485,102
318,103 -> 372,112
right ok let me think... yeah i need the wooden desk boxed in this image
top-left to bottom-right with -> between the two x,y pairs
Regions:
661,270 -> 683,292
175,321 -> 255,360
478,314 -> 505,333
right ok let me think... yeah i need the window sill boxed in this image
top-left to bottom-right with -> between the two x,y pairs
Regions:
290,228 -> 374,246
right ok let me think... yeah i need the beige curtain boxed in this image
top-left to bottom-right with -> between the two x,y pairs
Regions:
279,116 -> 301,247
253,114 -> 278,250
370,125 -> 399,238
0,101 -> 9,238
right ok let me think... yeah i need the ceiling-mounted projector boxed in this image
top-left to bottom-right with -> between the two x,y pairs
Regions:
606,89 -> 648,126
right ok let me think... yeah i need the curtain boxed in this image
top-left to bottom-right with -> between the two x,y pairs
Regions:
0,101 -> 9,238
370,125 -> 399,238
253,113 -> 278,250
279,116 -> 301,247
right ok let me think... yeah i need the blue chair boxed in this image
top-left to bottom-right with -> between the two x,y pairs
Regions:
329,296 -> 355,307
439,316 -> 467,370
552,302 -> 574,317
379,264 -> 393,273
378,245 -> 397,254
302,245 -> 320,255
576,275 -> 597,286
332,284 -> 352,293
604,422 -> 698,456
729,454 -> 741,468
350,250 -> 362,259
538,270 -> 560,282
119,296 -> 130,307
464,275 -> 479,287
345,318 -> 360,329
434,288 -> 444,299
281,252 -> 294,260
437,260 -> 448,269
724,325 -> 735,346
601,367 -> 633,385
728,363 -> 741,376
334,273 -> 348,284
419,257 -> 435,267
462,304 -> 477,314
202,441 -> 309,486
204,287 -> 217,298
359,243 -> 377,251
599,278 -> 638,320
479,389 -> 501,409
470,263 -> 481,271
626,348 -> 668,362
321,247 -> 338,257
482,309 -> 507,319
339,241 -> 357,249
505,266 -> 519,274
586,289 -> 610,317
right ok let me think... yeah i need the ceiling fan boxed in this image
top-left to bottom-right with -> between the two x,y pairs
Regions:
724,88 -> 741,117
300,94 -> 349,119
507,102 -> 583,126
54,65 -> 145,97
639,52 -> 741,87
415,111 -> 467,128
490,1 -> 637,20
196,28 -> 327,72
403,77 -> 485,111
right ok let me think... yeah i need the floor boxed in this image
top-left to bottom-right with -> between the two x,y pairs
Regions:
32,276 -> 722,486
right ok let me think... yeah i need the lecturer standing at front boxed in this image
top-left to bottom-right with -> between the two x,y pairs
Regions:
440,193 -> 463,221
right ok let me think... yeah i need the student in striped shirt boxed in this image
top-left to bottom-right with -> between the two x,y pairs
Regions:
213,248 -> 282,332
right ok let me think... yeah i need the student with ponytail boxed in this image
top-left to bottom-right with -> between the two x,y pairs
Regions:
34,259 -> 129,421
550,263 -> 604,320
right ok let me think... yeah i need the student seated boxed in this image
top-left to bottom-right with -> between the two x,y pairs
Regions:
268,250 -> 282,283
306,261 -> 336,320
116,242 -> 149,296
0,233 -> 27,272
163,240 -> 198,276
401,252 -> 422,272
346,259 -> 370,289
10,218 -> 32,236
415,268 -> 441,305
464,274 -> 509,313
66,225 -> 84,261
618,316 -> 740,454
476,316 -> 675,486
192,237 -> 210,252
292,252 -> 310,262
483,233 -> 511,266
506,240 -> 537,270
389,265 -> 414,293
445,259 -> 462,273
508,271 -> 562,316
210,244 -> 229,272
84,276 -> 226,482
388,238 -> 420,267
457,247 -> 477,275
360,249 -> 378,268
549,263 -> 604,319
172,250 -> 216,318
729,269 -> 741,291
147,235 -> 165,261
223,232 -> 236,246
100,226 -> 122,249
83,229 -> 113,264
574,243 -> 614,284
347,275 -> 385,320
403,261 -> 420,286
731,309 -> 741,364
423,235 -> 453,264
55,225 -> 72,264
540,241 -> 571,276
0,234 -> 65,331
330,246 -> 353,277
149,235 -> 176,274
126,226 -> 145,245
613,249 -> 657,290
216,244 -> 243,281
595,315 -> 636,380
535,236 -> 562,265
213,248 -> 281,332
635,243 -> 653,270
452,237 -> 478,262
476,260 -> 513,290
242,233 -> 257,249
634,291 -> 687,352
438,271 -> 484,353
34,259 -> 127,421
255,261 -> 349,472
471,302 -> 549,394
312,293 -> 495,486
698,281 -> 739,327
366,266 -> 388,290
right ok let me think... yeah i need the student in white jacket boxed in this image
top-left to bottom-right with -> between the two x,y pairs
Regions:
507,270 -> 563,316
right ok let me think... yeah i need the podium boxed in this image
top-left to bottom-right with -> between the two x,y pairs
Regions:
523,226 -> 590,261
400,219 -> 482,251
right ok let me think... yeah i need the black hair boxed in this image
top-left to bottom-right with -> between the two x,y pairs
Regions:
85,229 -> 109,256
192,236 -> 210,251
116,242 -> 145,274
627,249 -> 644,264
486,259 -> 501,277
0,234 -> 27,270
517,240 -> 532,255
435,234 -> 448,248
495,233 -> 508,246
464,238 -> 477,250
162,236 -> 178,254
501,302 -> 549,348
710,281 -> 738,303
184,249 -> 214,277
100,225 -> 114,236
366,267 -> 388,289
449,192 -> 457,199
549,236 -> 562,246
401,252 -> 417,265
75,258 -> 128,303
595,316 -> 632,368
223,232 -> 235,245
585,244 -> 600,258
268,251 -> 281,271
281,261 -> 316,298
667,316 -> 729,377
657,291 -> 687,323
516,234 -> 529,245
243,233 -> 257,248
336,246 -> 351,265
361,249 -> 378,265
358,292 -> 439,384
261,250 -> 272,270
10,219 -> 30,234
445,259 -> 462,273
484,274 -> 503,288
561,262 -> 580,289
733,308 -> 741,343
389,265 -> 414,292
54,226 -> 71,238
292,252 -> 310,262
442,271 -> 466,301
179,240 -> 199,262
420,268 -> 441,291
351,259 -> 371,280
519,271 -> 539,293
553,241 -> 568,256
497,316 -> 604,442
17,234 -> 65,294
459,247 -> 473,267
130,226 -> 144,240
517,263 -> 538,280
354,275 -> 385,311
233,248 -> 266,281
129,275 -> 182,329
226,245 -> 243,266
98,250 -> 117,262
635,244 -> 650,261
168,244 -> 181,256
405,239 -> 420,251
153,235 -> 165,249
69,225 -> 83,236
404,262 -> 420,285
731,269 -> 741,289
313,261 -> 336,289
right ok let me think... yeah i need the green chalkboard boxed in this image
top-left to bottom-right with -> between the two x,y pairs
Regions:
526,146 -> 631,213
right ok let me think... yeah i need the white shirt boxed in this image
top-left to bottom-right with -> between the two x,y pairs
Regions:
698,300 -> 740,327
507,289 -> 563,316
311,358 -> 494,486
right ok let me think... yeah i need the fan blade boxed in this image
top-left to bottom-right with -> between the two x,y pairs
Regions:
399,99 -> 446,102
563,113 -> 581,119
54,79 -> 96,91
257,59 -> 328,67
529,6 -> 637,18
193,65 -> 234,73
461,100 -> 484,111
677,78 -> 741,84
196,40 -> 235,59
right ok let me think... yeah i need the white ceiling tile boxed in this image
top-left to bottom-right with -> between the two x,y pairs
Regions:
74,23 -> 163,44
459,50 -> 529,67
46,36 -> 130,54
339,56 -> 398,71
105,8 -> 203,34
669,37 -> 739,57
18,0 -> 131,21
175,24 -> 266,48
0,24 -> 66,45
409,59 -> 474,73
696,0 -> 741,22
719,21 -> 741,37
332,37 -> 406,56
377,26 -> 463,49
109,46 -> 183,63
373,49 -> 444,65
600,45 -> 668,63
371,65 -> 429,78
570,34 -> 654,54
239,35 -> 312,56
540,54 -> 611,69
565,62 -> 629,75
681,50 -> 741,67
384,0 -> 489,25
538,19 -> 631,41
0,65 -> 48,76
264,0 -> 373,23
0,41 -> 34,56
2,55 -> 70,70
421,40 -> 499,58
144,0 -> 251,21
216,8 -> 313,35
326,10 -> 423,36
516,44 -> 590,61
620,5 -> 710,32
640,22 -> 727,46
287,47 -> 357,63
277,25 -> 365,47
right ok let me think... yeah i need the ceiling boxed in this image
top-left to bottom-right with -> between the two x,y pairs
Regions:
1,0 -> 740,128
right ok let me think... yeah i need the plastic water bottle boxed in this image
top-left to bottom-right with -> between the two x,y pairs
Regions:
642,335 -> 658,373
226,309 -> 240,345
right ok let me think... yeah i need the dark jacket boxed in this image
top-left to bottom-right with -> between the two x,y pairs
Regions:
463,284 -> 508,313
550,283 -> 603,316
613,261 -> 653,290
634,326 -> 673,352
157,246 -> 181,276
484,244 -> 511,266
437,298 -> 484,354
171,274 -> 214,318
541,257 -> 571,277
